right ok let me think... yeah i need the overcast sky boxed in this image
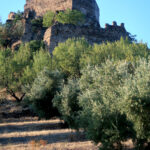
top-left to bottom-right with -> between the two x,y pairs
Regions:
0,0 -> 149,46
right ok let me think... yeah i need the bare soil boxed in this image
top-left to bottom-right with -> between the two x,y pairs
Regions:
0,99 -> 134,150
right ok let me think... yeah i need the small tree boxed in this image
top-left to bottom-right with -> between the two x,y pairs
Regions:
0,41 -> 46,101
119,58 -> 150,149
43,11 -> 55,27
56,9 -> 85,25
43,9 -> 85,27
24,68 -> 64,119
53,38 -> 91,77
53,79 -> 81,128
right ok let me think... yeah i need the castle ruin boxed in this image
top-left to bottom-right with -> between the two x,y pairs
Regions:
9,0 -> 132,51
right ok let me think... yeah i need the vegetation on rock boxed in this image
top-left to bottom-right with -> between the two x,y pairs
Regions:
43,9 -> 85,27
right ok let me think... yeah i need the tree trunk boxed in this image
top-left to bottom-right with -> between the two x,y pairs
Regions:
6,88 -> 25,102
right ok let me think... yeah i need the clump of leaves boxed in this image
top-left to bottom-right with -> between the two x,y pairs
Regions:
43,9 -> 85,27
31,18 -> 43,32
24,68 -> 64,119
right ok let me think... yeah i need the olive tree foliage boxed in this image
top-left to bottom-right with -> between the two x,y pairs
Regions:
43,9 -> 85,27
53,79 -> 81,128
53,57 -> 150,149
0,11 -> 24,48
0,40 -> 49,101
77,62 -> 136,150
22,42 -> 52,85
119,58 -> 150,149
53,38 -> 91,77
82,37 -> 149,67
53,60 -> 136,149
52,38 -> 149,77
24,68 -> 64,119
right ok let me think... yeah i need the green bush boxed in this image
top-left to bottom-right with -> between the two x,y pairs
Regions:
28,40 -> 45,52
31,18 -> 43,32
53,38 -> 91,76
119,58 -> 150,149
43,11 -> 55,27
0,40 -> 46,101
22,46 -> 52,85
13,11 -> 23,23
56,9 -> 85,25
0,19 -> 24,47
43,9 -> 85,27
77,62 -> 136,150
53,79 -> 81,128
52,38 -> 149,77
55,58 -> 150,149
82,37 -> 149,67
24,68 -> 64,119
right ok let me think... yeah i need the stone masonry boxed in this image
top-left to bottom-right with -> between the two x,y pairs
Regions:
24,0 -> 99,25
16,0 -> 132,51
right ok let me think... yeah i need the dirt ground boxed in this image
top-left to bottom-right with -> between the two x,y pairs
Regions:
0,99 -> 134,150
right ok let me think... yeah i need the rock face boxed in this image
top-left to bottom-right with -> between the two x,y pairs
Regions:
21,0 -> 132,52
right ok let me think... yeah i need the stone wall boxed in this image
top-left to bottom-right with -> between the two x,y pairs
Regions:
43,22 -> 131,52
24,0 -> 72,18
21,0 -> 132,52
24,0 -> 99,25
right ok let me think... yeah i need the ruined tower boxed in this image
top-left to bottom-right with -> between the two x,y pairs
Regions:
24,0 -> 100,25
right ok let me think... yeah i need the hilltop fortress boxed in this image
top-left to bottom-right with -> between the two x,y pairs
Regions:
9,0 -> 132,51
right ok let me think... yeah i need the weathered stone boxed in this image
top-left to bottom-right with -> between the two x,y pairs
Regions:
24,0 -> 100,25
21,0 -> 133,51
8,12 -> 16,20
11,40 -> 22,51
43,23 -> 131,52
120,23 -> 125,28
112,21 -> 117,26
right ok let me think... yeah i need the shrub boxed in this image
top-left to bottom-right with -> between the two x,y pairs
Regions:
0,19 -> 24,47
119,58 -> 150,149
43,11 -> 55,27
28,40 -> 45,52
13,11 -> 23,23
43,9 -> 85,27
82,37 -> 149,67
22,47 -> 52,85
0,40 -> 46,101
52,38 -> 149,77
24,68 -> 64,119
56,9 -> 85,25
31,18 -> 43,32
53,79 -> 81,128
53,38 -> 91,77
77,62 -> 136,150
